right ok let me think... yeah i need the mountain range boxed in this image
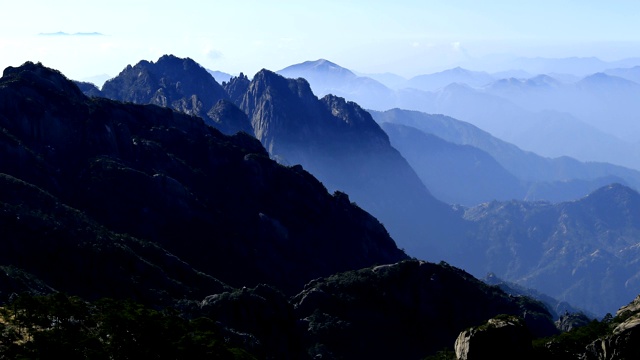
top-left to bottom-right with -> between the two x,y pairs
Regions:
0,60 -> 568,359
70,55 -> 640,317
372,108 -> 640,205
279,59 -> 640,170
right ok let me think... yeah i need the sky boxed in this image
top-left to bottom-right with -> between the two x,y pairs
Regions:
1,0 -> 640,81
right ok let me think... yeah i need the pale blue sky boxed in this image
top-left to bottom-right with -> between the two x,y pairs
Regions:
1,0 -> 640,80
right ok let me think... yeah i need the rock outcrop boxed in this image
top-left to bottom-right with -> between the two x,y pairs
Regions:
99,55 -> 250,135
454,315 -> 533,360
583,295 -> 640,360
292,260 -> 555,360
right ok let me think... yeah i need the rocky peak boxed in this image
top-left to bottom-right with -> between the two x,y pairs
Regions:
102,55 -> 228,109
239,69 -> 326,154
223,72 -> 251,105
320,94 -> 390,147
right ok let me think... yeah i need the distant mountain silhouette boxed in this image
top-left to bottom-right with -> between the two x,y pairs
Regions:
406,66 -> 495,91
281,58 -> 640,170
604,65 -> 640,84
381,122 -> 525,205
277,59 -> 396,110
207,69 -> 233,84
372,108 -> 640,193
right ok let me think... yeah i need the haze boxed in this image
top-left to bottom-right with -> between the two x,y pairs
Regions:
2,0 -> 640,80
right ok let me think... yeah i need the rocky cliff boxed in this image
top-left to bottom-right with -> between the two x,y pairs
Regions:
455,315 -> 533,360
100,55 -> 252,135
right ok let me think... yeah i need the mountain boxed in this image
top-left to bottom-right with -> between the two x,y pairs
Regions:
406,66 -> 495,91
292,260 -> 556,359
100,55 -> 253,136
505,56 -> 616,76
604,65 -> 640,84
207,69 -> 233,84
277,59 -> 397,110
461,184 -> 640,316
353,70 -> 407,89
0,61 -> 407,297
0,61 -> 565,359
414,81 -> 637,167
236,68 -> 464,258
381,122 -> 525,205
483,273 -> 592,319
278,59 -> 640,170
66,55 -> 640,317
89,56 -> 462,259
483,72 -> 640,146
371,108 -> 640,192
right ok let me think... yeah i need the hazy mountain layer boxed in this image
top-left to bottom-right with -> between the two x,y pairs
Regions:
381,122 -> 525,205
460,184 -> 640,316
235,68 -> 465,257
281,59 -> 640,170
372,108 -> 640,194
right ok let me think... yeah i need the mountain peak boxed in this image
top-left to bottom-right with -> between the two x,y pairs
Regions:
278,59 -> 356,80
2,61 -> 86,101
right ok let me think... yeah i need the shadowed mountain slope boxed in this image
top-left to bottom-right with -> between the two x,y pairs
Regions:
0,61 -> 407,297
236,69 -> 465,258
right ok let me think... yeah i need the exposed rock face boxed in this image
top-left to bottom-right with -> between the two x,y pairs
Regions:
206,99 -> 254,136
223,72 -> 251,105
99,55 -> 250,135
238,69 -> 465,258
582,312 -> 640,359
292,260 -> 555,359
454,315 -> 533,360
0,61 -> 407,298
581,295 -> 640,360
556,312 -> 592,332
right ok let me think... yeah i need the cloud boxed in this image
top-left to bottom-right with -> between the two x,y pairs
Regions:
38,32 -> 105,36
203,47 -> 223,61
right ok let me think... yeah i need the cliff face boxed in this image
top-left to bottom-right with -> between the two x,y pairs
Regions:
0,61 -> 407,297
455,316 -> 533,360
583,295 -> 640,360
238,69 -> 465,257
